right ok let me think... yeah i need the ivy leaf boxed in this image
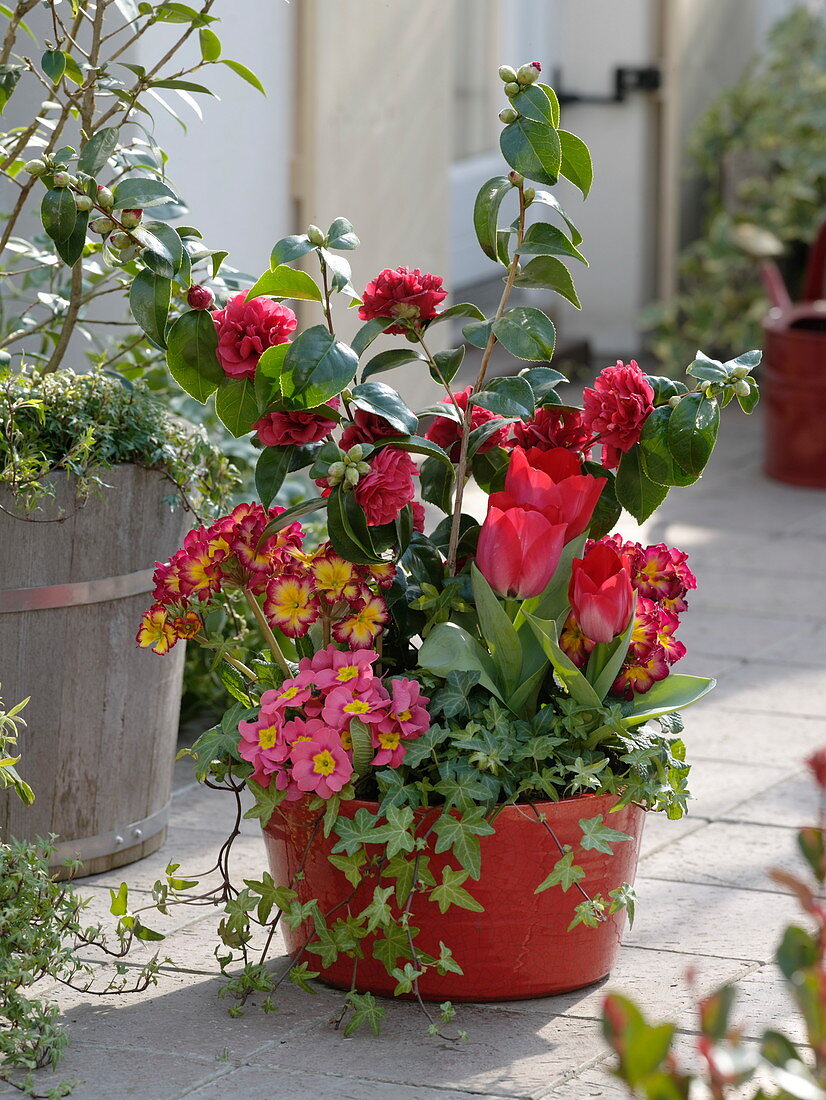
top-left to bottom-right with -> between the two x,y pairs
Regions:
372,921 -> 414,974
289,962 -> 320,994
432,806 -> 494,880
328,849 -> 366,888
534,846 -> 586,894
391,962 -> 425,996
609,883 -> 638,928
343,991 -> 386,1038
579,814 -> 633,855
360,885 -> 395,934
331,807 -> 380,856
429,867 -> 484,914
369,804 -> 415,859
568,895 -> 606,930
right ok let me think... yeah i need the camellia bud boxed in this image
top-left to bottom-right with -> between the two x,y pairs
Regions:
668,395 -> 682,408
508,170 -> 524,185
498,65 -> 517,83
120,244 -> 141,262
52,170 -> 71,188
523,187 -> 536,204
307,224 -> 325,246
733,379 -> 751,396
355,461 -> 370,475
698,379 -> 712,393
344,465 -> 360,487
109,231 -> 132,250
23,159 -> 46,176
120,208 -> 142,229
516,63 -> 540,85
731,363 -> 750,379
187,284 -> 215,311
90,216 -> 114,235
499,108 -> 519,124
74,194 -> 93,211
504,81 -> 520,97
327,461 -> 346,484
346,443 -> 364,462
96,185 -> 114,211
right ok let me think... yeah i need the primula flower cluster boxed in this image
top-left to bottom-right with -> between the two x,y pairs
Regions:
560,536 -> 697,699
137,502 -> 304,655
237,646 -> 430,797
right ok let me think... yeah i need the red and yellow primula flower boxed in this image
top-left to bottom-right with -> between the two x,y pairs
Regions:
136,605 -> 178,655
264,573 -> 320,637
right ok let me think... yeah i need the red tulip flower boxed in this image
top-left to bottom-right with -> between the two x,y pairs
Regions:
569,543 -> 636,643
476,505 -> 567,599
490,447 -> 604,543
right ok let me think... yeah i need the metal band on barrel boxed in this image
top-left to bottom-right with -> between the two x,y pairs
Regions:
0,567 -> 155,612
47,803 -> 170,866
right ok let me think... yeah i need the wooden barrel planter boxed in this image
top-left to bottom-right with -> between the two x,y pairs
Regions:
0,465 -> 189,876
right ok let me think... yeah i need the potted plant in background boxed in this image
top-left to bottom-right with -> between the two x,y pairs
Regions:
0,0 -> 260,873
126,60 -> 762,1034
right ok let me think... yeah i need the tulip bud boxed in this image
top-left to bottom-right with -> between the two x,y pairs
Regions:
523,187 -> 536,204
731,363 -> 750,379
53,171 -> 71,188
74,194 -> 93,211
504,81 -> 520,97
499,108 -> 519,124
498,65 -> 517,83
508,170 -> 524,185
733,379 -> 751,396
120,208 -> 142,229
90,216 -> 114,235
24,159 -> 46,176
96,185 -> 114,211
109,231 -> 132,250
516,63 -> 540,85
344,465 -> 360,487
187,284 -> 215,311
346,443 -> 364,462
668,395 -> 681,408
307,224 -> 325,246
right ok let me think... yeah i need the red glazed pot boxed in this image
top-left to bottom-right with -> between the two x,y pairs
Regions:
262,792 -> 645,1002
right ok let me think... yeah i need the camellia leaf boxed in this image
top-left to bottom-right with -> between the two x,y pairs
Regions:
511,83 -> 556,124
281,325 -> 358,408
513,256 -> 581,308
326,216 -> 359,250
583,463 -> 621,540
646,375 -> 689,405
667,393 -> 720,477
255,442 -> 294,506
530,189 -> 583,245
54,211 -> 88,267
199,27 -> 221,61
166,308 -> 223,402
473,175 -> 514,262
40,188 -> 77,243
77,126 -> 119,174
111,177 -> 179,209
351,317 -> 393,357
518,221 -> 587,264
362,348 -> 425,381
129,270 -> 171,349
520,365 -> 567,403
500,116 -> 562,186
246,264 -> 322,303
638,406 -> 700,487
270,234 -> 313,266
491,306 -> 556,361
473,375 -> 535,421
419,454 -> 454,513
41,49 -> 66,84
462,319 -> 493,350
137,221 -> 184,279
615,447 -> 670,523
350,381 -> 418,435
215,378 -> 259,437
430,346 -> 465,386
558,129 -> 594,198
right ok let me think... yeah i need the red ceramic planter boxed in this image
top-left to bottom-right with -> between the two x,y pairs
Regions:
262,792 -> 645,1002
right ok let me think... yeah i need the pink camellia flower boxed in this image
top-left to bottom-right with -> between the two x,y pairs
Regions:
511,406 -> 593,458
339,408 -> 400,450
186,284 -> 214,311
411,501 -> 426,533
354,446 -> 417,526
582,360 -> 654,468
490,446 -> 604,543
569,543 -> 636,644
289,725 -> 353,799
253,399 -> 339,447
426,387 -> 510,460
477,505 -> 566,600
212,291 -> 297,380
359,267 -> 447,335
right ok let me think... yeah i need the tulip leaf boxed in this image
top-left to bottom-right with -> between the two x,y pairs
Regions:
418,622 -> 505,704
491,306 -> 556,361
470,565 -> 522,693
667,393 -> 720,477
473,175 -> 514,262
524,613 -> 602,708
587,611 -> 636,701
350,381 -> 418,435
620,675 -> 716,727
615,447 -> 670,523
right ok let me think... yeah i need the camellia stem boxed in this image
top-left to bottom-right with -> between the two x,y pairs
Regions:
244,589 -> 291,677
445,183 -> 527,574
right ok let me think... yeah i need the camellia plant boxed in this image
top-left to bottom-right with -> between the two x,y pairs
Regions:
129,62 -> 761,1035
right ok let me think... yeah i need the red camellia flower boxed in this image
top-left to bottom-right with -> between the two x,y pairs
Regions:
339,408 -> 400,450
358,266 -> 447,335
476,506 -> 566,599
212,291 -> 297,380
425,387 -> 509,460
511,406 -> 593,458
253,399 -> 339,447
806,748 -> 826,791
569,542 -> 636,644
490,446 -> 604,542
354,446 -> 418,526
582,360 -> 654,468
